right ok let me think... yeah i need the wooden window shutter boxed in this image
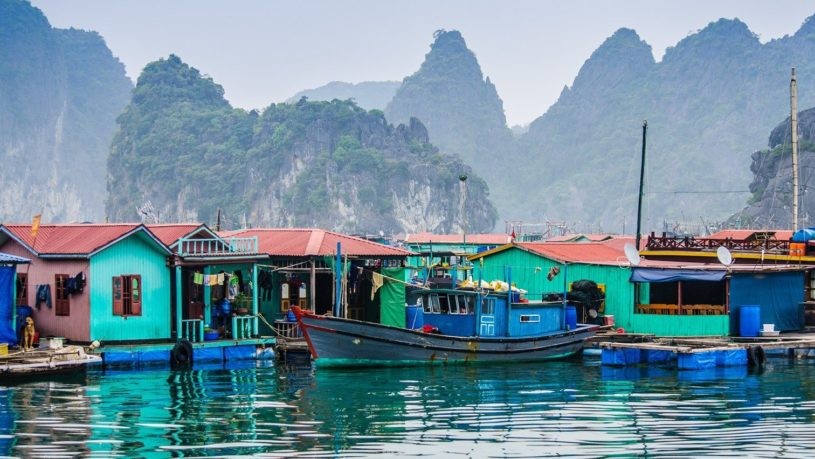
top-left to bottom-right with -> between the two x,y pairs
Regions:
113,276 -> 123,316
131,275 -> 142,316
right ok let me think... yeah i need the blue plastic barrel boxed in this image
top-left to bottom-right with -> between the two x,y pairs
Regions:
739,305 -> 761,337
565,305 -> 577,330
406,304 -> 424,329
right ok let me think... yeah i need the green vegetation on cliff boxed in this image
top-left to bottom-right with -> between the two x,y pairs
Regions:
107,55 -> 497,233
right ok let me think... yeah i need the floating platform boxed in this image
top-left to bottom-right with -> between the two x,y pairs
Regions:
596,335 -> 815,369
96,337 -> 276,367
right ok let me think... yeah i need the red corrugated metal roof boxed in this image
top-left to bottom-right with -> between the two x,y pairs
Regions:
704,229 -> 793,240
147,224 -> 212,247
1,223 -> 156,256
516,242 -> 627,265
221,228 -> 413,257
545,233 -> 614,242
404,232 -> 512,245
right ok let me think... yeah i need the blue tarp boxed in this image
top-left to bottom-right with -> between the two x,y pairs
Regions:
729,271 -> 805,333
0,266 -> 17,345
792,228 -> 815,242
630,268 -> 726,283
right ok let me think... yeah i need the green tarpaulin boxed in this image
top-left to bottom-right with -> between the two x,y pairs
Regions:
379,267 -> 406,327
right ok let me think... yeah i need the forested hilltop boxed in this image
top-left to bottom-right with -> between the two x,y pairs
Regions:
0,0 -> 132,222
107,55 -> 497,233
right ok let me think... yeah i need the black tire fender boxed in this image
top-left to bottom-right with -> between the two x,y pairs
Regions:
748,345 -> 766,367
171,340 -> 194,366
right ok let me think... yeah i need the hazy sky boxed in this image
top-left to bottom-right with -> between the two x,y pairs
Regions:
31,0 -> 815,126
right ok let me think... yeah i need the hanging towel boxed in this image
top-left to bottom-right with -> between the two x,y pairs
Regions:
209,275 -> 218,286
203,274 -> 211,285
194,273 -> 204,285
217,273 -> 225,284
371,272 -> 384,300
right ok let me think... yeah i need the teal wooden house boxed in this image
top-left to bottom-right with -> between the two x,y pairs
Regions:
0,224 -> 172,343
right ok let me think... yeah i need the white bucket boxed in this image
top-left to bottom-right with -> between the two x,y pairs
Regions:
762,323 -> 775,332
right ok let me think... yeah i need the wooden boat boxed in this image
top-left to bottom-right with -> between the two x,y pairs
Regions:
292,287 -> 598,367
0,345 -> 102,380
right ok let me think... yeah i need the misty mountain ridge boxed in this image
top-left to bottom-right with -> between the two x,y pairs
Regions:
0,0 -> 132,222
286,81 -> 401,111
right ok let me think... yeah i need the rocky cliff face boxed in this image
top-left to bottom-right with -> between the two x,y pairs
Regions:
385,30 -> 519,216
106,56 -> 497,234
0,0 -> 132,222
731,107 -> 815,228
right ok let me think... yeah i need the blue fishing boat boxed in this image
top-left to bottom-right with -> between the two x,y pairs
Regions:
292,286 -> 598,366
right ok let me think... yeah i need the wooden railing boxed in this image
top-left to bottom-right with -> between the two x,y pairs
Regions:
180,319 -> 205,342
231,315 -> 257,339
636,304 -> 726,315
646,233 -> 791,253
178,236 -> 258,256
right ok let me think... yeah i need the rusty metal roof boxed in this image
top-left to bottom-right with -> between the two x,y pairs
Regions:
0,223 -> 170,257
147,223 -> 215,248
222,228 -> 413,257
403,232 -> 512,245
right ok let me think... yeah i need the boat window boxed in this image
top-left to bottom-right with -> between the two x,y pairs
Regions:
417,296 -> 428,313
520,314 -> 540,323
439,295 -> 450,313
481,297 -> 495,315
449,295 -> 460,314
428,294 -> 441,313
463,295 -> 474,314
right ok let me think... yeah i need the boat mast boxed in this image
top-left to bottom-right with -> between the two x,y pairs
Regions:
635,121 -> 647,250
791,68 -> 800,232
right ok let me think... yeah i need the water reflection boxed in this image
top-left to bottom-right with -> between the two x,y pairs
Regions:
2,357 -> 815,457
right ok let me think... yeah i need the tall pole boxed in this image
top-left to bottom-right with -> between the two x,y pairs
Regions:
635,121 -> 647,251
791,68 -> 800,232
459,175 -> 467,249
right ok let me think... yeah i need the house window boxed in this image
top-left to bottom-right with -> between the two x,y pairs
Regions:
520,314 -> 540,323
113,275 -> 142,316
16,273 -> 28,306
55,274 -> 70,316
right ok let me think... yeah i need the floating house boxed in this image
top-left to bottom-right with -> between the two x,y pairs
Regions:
0,252 -> 30,346
221,228 -> 414,331
470,233 -> 813,337
147,224 -> 267,342
0,224 -> 172,343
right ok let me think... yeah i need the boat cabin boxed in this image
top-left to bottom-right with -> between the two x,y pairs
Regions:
409,287 -> 572,338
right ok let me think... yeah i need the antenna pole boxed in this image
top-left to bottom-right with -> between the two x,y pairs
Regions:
635,121 -> 647,251
791,68 -> 800,232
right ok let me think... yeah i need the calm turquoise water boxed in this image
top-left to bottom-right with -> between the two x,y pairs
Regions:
3,356 -> 815,457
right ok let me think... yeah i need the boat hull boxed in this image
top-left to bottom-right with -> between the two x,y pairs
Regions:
296,312 -> 596,367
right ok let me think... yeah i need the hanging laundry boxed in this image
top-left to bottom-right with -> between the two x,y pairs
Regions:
209,275 -> 219,286
194,272 -> 204,285
203,274 -> 211,285
371,272 -> 384,300
228,274 -> 239,299
35,284 -> 52,309
217,273 -> 225,285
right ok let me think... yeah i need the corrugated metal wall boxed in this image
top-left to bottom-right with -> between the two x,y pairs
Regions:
476,247 -> 729,336
89,234 -> 171,341
0,241 -> 90,341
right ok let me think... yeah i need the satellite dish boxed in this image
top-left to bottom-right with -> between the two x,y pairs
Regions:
717,246 -> 733,266
624,243 -> 641,266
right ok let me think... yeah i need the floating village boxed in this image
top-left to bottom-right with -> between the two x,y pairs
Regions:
4,220 -> 815,377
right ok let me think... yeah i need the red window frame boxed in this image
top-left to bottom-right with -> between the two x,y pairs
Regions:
113,275 -> 142,316
55,274 -> 70,316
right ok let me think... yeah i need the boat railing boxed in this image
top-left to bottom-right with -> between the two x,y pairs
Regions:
273,319 -> 303,340
180,319 -> 205,342
231,315 -> 257,339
